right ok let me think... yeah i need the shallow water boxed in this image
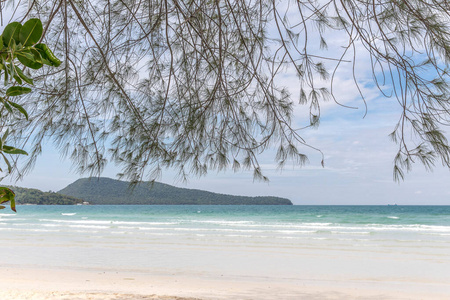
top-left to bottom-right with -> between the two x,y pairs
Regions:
1,205 -> 450,285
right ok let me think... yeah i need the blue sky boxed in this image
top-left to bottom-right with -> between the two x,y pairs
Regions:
4,4 -> 450,205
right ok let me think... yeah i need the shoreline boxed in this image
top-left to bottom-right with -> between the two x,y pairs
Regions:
2,206 -> 450,299
0,265 -> 449,299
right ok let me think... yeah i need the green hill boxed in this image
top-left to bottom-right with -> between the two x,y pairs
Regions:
7,186 -> 84,205
58,177 -> 293,205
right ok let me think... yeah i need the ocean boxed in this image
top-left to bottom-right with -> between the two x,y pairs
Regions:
1,205 -> 450,296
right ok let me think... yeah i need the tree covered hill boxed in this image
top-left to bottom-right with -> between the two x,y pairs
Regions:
6,186 -> 84,205
58,177 -> 293,205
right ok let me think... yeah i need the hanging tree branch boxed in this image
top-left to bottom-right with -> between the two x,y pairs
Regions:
5,0 -> 450,182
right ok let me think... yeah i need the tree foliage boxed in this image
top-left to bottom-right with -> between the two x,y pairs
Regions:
6,0 -> 450,183
0,18 -> 60,211
8,185 -> 83,205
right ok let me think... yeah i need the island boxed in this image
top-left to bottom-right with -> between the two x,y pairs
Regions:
7,186 -> 84,205
58,177 -> 293,205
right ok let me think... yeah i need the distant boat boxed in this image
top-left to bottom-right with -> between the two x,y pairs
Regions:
388,204 -> 398,206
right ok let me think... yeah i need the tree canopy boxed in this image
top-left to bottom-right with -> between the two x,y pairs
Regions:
4,0 -> 450,183
8,185 -> 84,205
0,17 -> 60,210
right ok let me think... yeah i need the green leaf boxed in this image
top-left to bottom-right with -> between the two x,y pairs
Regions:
9,62 -> 14,78
19,18 -> 43,46
2,22 -> 22,47
1,153 -> 12,173
3,145 -> 28,155
13,74 -> 22,85
34,47 -> 53,66
10,196 -> 16,212
6,86 -> 32,96
0,36 -> 3,50
3,63 -> 8,84
35,44 -> 61,67
16,50 -> 35,61
0,187 -> 16,212
2,129 -> 9,142
3,101 -> 13,113
15,67 -> 33,85
17,49 -> 43,69
8,101 -> 29,120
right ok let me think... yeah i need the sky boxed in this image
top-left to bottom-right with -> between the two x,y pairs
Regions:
8,94 -> 449,205
3,3 -> 450,205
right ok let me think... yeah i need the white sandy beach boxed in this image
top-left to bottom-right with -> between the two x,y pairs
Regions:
0,265 -> 449,300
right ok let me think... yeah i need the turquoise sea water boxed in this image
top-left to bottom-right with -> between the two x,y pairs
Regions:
1,205 -> 450,285
3,205 -> 450,236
